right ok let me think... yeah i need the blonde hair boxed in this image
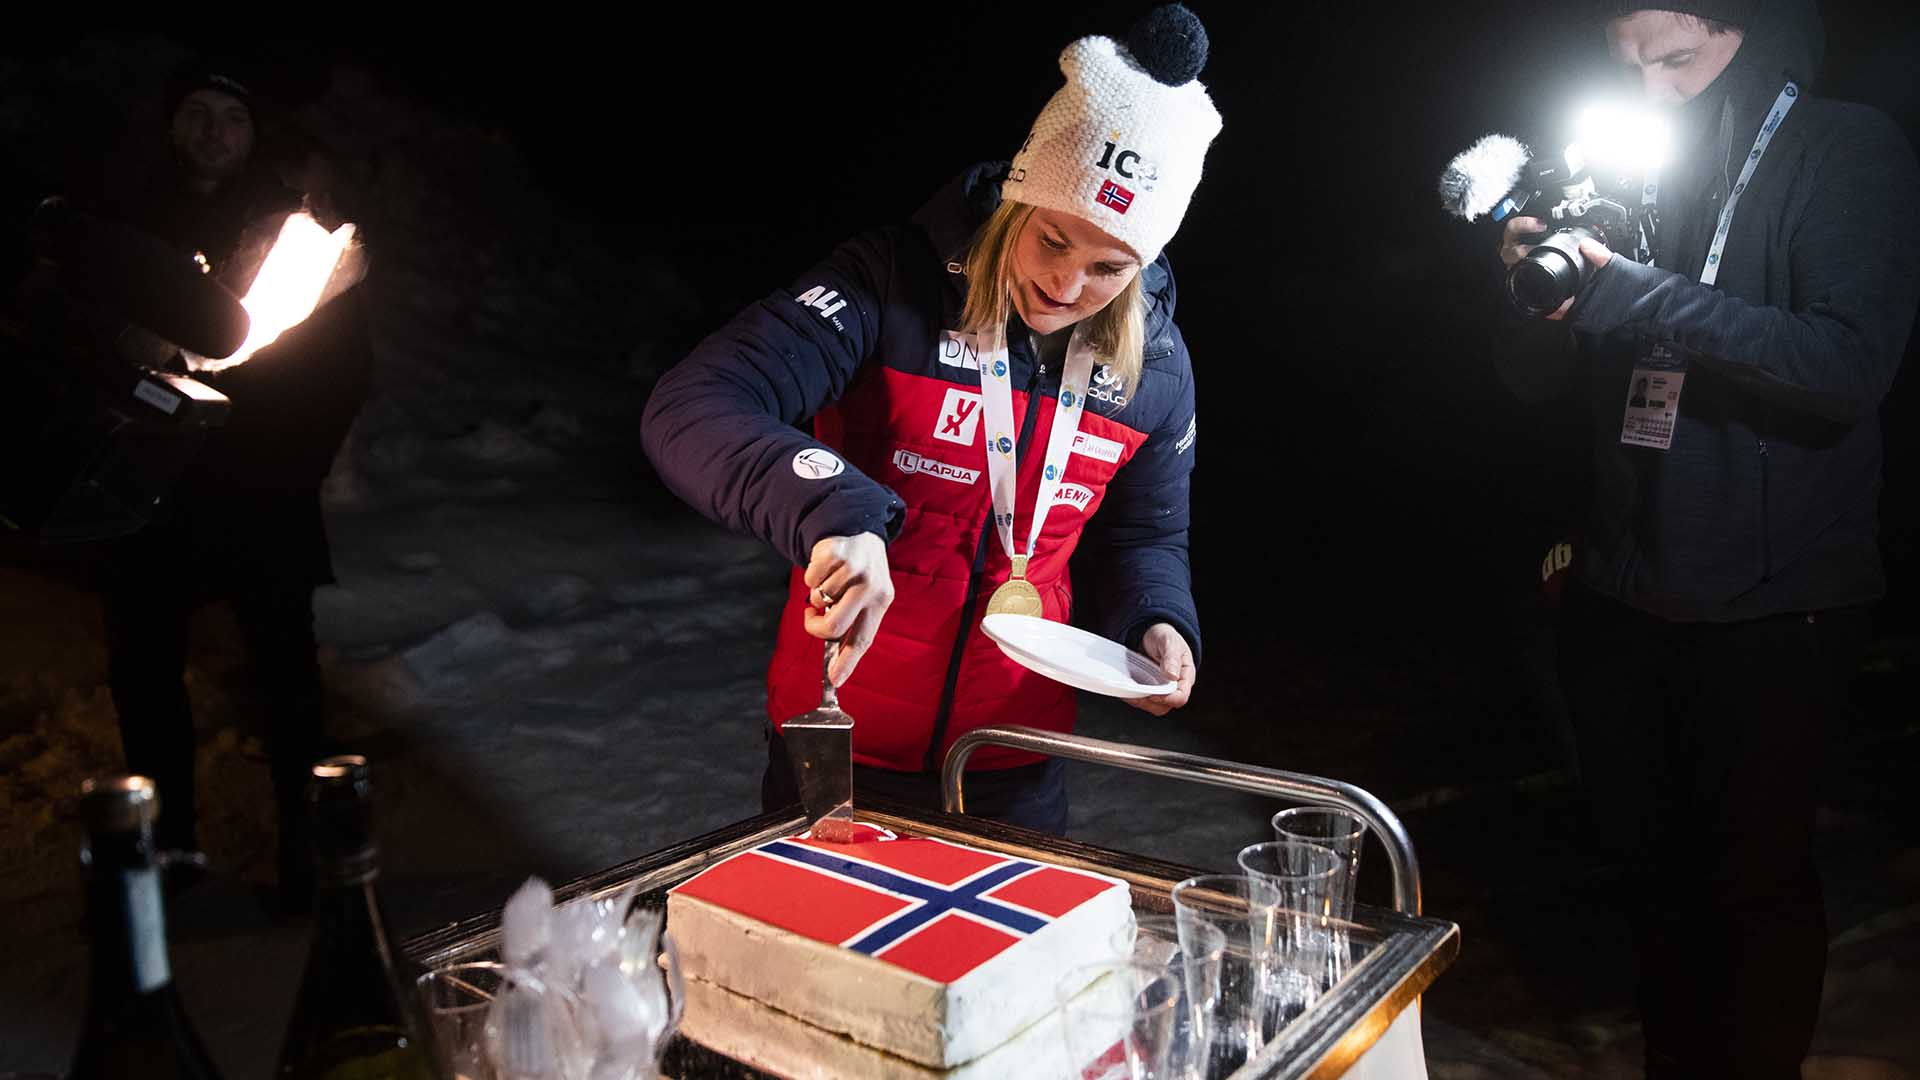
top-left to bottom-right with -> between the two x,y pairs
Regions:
958,200 -> 1147,399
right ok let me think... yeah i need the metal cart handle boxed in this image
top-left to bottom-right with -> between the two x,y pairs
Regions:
941,726 -> 1423,915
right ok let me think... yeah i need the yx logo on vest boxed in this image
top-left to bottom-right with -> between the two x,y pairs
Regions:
935,389 -> 982,447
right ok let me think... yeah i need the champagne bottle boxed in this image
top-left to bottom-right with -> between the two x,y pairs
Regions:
66,775 -> 225,1080
276,755 -> 442,1079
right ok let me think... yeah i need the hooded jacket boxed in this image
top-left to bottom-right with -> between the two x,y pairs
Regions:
643,164 -> 1202,772
1497,0 -> 1920,621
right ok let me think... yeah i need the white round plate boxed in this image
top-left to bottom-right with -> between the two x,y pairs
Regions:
980,614 -> 1177,699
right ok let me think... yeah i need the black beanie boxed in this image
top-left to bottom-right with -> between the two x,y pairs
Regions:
163,57 -> 256,121
1598,1 -> 1758,28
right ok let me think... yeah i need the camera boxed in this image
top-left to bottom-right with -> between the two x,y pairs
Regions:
1491,144 -> 1650,317
2,199 -> 245,544
1441,112 -> 1667,319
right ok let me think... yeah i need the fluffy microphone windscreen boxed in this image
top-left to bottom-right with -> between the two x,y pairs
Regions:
1439,134 -> 1531,221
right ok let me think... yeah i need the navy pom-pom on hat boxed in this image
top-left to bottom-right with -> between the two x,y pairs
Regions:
1127,4 -> 1210,86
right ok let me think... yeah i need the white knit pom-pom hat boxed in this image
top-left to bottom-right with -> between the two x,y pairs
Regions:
1004,4 -> 1224,264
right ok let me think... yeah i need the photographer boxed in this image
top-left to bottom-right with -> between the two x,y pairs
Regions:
1493,2 -> 1918,1075
91,58 -> 371,907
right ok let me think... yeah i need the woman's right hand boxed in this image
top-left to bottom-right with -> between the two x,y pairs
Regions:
804,533 -> 896,686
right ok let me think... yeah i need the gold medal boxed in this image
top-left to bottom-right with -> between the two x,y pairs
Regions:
983,554 -> 1045,619
976,328 -> 1094,627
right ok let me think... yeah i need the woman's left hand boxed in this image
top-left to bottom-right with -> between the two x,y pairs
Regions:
1127,623 -> 1196,716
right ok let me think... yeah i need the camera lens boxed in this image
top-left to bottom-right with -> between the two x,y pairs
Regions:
1505,228 -> 1588,317
1509,257 -> 1574,315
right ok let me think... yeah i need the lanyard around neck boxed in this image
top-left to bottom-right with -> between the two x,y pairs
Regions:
974,323 -> 1098,568
1698,80 -> 1798,285
1642,81 -> 1800,284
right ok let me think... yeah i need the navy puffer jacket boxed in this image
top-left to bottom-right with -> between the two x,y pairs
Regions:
644,163 -> 1201,772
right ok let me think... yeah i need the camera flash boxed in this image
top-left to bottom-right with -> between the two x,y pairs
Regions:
1575,101 -> 1672,175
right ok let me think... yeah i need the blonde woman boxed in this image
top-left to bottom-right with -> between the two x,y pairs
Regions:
643,5 -> 1222,832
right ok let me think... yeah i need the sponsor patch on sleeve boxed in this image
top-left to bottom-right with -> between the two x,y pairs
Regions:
1070,431 -> 1125,464
792,448 -> 845,480
794,285 -> 848,332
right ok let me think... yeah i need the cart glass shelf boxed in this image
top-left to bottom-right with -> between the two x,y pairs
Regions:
402,799 -> 1457,1080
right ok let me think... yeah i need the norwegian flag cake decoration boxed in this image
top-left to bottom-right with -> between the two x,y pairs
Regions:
671,823 -> 1123,984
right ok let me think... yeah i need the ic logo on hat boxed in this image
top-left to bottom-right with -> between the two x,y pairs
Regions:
1094,137 -> 1159,191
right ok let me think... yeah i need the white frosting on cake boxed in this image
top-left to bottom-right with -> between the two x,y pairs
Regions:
678,974 -> 1127,1079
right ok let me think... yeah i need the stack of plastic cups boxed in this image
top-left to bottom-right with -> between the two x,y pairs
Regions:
1273,806 -> 1369,983
1235,841 -> 1345,1023
1112,914 -> 1227,1077
1170,874 -> 1283,1077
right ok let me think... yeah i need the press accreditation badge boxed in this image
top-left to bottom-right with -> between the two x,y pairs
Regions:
1620,343 -> 1686,451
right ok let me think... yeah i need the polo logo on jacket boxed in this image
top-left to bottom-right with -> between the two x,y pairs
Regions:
934,389 -> 982,446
